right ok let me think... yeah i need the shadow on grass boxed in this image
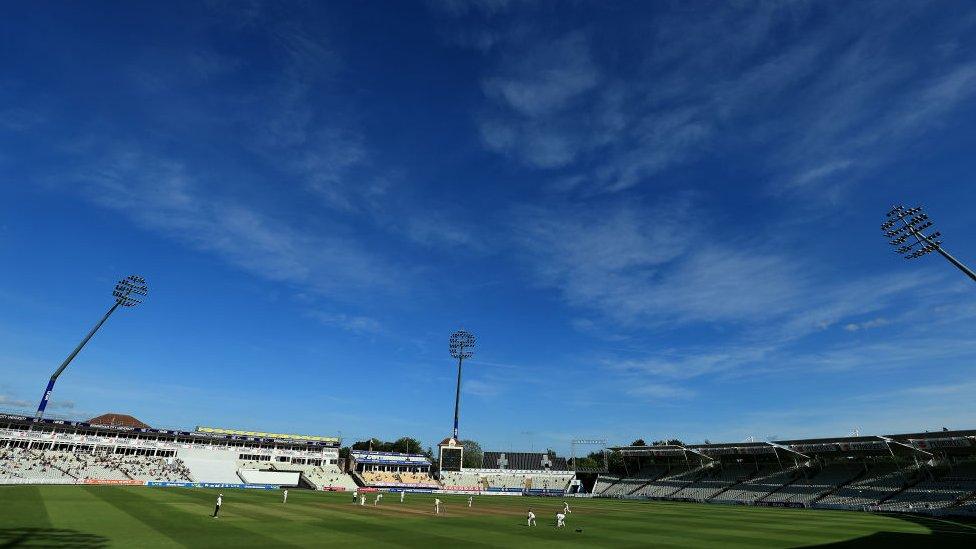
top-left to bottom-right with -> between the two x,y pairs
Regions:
803,513 -> 976,548
0,528 -> 109,548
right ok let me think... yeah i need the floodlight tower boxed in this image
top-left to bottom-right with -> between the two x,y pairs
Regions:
34,275 -> 148,420
882,205 -> 976,283
449,329 -> 476,440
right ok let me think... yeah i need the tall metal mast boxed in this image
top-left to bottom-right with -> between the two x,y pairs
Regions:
448,329 -> 476,440
35,275 -> 148,419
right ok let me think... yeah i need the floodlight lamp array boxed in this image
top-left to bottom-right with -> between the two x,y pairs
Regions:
113,275 -> 148,307
449,329 -> 476,360
881,205 -> 942,261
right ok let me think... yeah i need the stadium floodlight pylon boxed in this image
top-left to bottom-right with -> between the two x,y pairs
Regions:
883,205 -> 976,283
34,275 -> 148,420
449,329 -> 476,440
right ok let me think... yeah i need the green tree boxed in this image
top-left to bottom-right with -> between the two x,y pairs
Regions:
607,450 -> 626,475
351,438 -> 384,451
390,437 -> 423,454
460,439 -> 483,468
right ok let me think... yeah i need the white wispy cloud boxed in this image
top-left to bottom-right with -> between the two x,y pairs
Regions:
510,190 -> 976,401
463,378 -> 501,398
626,383 -> 695,400
0,394 -> 32,409
306,310 -> 383,334
74,149 -> 400,299
464,3 -> 976,195
843,317 -> 889,332
510,197 -> 806,327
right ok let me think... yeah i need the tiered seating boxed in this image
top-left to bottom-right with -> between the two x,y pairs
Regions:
439,471 -> 482,488
818,464 -> 910,507
0,448 -> 77,482
482,451 -> 569,471
437,470 -> 572,492
396,471 -> 439,486
712,468 -> 801,503
878,463 -> 976,511
301,464 -> 358,489
361,471 -> 397,485
531,473 -> 574,491
360,470 -> 439,487
593,475 -> 621,495
603,465 -> 668,496
632,465 -> 704,498
484,472 -> 530,489
112,456 -> 192,482
0,447 -> 192,483
762,463 -> 863,505
671,464 -> 768,501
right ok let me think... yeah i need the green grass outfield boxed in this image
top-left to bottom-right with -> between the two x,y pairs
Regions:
1,486 -> 975,548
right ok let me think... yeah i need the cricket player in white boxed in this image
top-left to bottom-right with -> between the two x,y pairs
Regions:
400,490 -> 405,503
352,490 -> 358,503
434,498 -> 442,514
282,489 -> 288,504
467,496 -> 473,508
360,495 -> 366,506
563,501 -> 571,514
212,494 -> 223,518
374,493 -> 382,505
526,509 -> 536,527
556,512 -> 566,528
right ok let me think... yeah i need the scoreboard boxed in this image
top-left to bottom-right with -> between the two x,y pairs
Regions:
439,446 -> 463,472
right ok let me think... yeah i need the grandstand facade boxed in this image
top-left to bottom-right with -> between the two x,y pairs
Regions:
350,450 -> 439,488
593,430 -> 976,515
3,410 -> 976,516
0,412 -> 347,489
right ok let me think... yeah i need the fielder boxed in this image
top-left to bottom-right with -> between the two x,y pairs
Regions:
282,489 -> 288,504
374,493 -> 383,505
434,498 -> 442,515
527,509 -> 536,527
400,490 -> 405,503
563,501 -> 571,514
360,495 -> 366,506
556,512 -> 566,528
212,493 -> 223,518
352,490 -> 358,503
467,496 -> 473,508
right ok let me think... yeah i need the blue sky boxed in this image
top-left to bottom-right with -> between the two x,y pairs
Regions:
2,1 -> 976,454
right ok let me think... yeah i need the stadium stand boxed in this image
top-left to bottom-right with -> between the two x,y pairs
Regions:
0,446 -> 192,483
350,450 -> 439,487
877,461 -> 976,511
5,408 -> 976,517
761,462 -> 865,505
438,470 -> 482,489
290,464 -> 358,490
818,462 -> 914,507
711,468 -> 804,503
178,446 -> 240,483
596,432 -> 976,516
592,474 -> 621,495
482,451 -> 570,471
670,463 -> 779,501
439,449 -> 575,493
602,464 -> 670,496
0,412 -> 342,486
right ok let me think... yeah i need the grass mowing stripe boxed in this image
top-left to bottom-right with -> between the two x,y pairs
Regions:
85,486 -> 302,548
5,487 -> 975,548
0,486 -> 51,529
